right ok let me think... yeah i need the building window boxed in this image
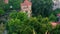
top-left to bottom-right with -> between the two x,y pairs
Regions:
23,6 -> 28,9
54,3 -> 57,6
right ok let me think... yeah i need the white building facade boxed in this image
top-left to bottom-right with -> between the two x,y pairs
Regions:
53,0 -> 60,10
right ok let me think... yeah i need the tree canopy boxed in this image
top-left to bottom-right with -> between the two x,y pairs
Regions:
9,0 -> 22,10
31,0 -> 53,17
0,0 -> 4,9
6,11 -> 52,34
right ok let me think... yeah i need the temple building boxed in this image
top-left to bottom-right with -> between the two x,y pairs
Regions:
21,0 -> 32,17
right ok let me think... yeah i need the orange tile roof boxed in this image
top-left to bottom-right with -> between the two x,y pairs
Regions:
4,0 -> 8,4
21,0 -> 32,6
51,22 -> 57,27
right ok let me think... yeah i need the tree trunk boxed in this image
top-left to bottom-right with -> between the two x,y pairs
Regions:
33,29 -> 36,34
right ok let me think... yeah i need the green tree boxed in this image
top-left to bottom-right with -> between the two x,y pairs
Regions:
52,9 -> 60,15
0,9 -> 5,16
9,10 -> 18,19
4,4 -> 10,11
39,17 -> 52,34
49,14 -> 57,22
24,17 -> 52,34
50,24 -> 60,34
0,0 -> 4,8
7,12 -> 33,34
7,11 -> 52,34
31,0 -> 53,17
7,19 -> 33,34
9,11 -> 28,21
0,23 -> 5,34
9,0 -> 22,10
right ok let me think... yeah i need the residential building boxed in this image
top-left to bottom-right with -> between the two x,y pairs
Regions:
53,0 -> 60,10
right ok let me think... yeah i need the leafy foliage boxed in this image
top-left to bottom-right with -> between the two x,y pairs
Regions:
9,0 -> 22,10
6,11 -> 52,34
31,0 -> 53,17
50,25 -> 60,34
0,23 -> 5,34
9,11 -> 28,21
49,14 -> 57,22
0,0 -> 59,34
0,0 -> 4,8
4,4 -> 10,10
53,9 -> 60,15
0,9 -> 5,16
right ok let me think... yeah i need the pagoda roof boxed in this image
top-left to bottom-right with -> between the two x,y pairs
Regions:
21,0 -> 32,6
